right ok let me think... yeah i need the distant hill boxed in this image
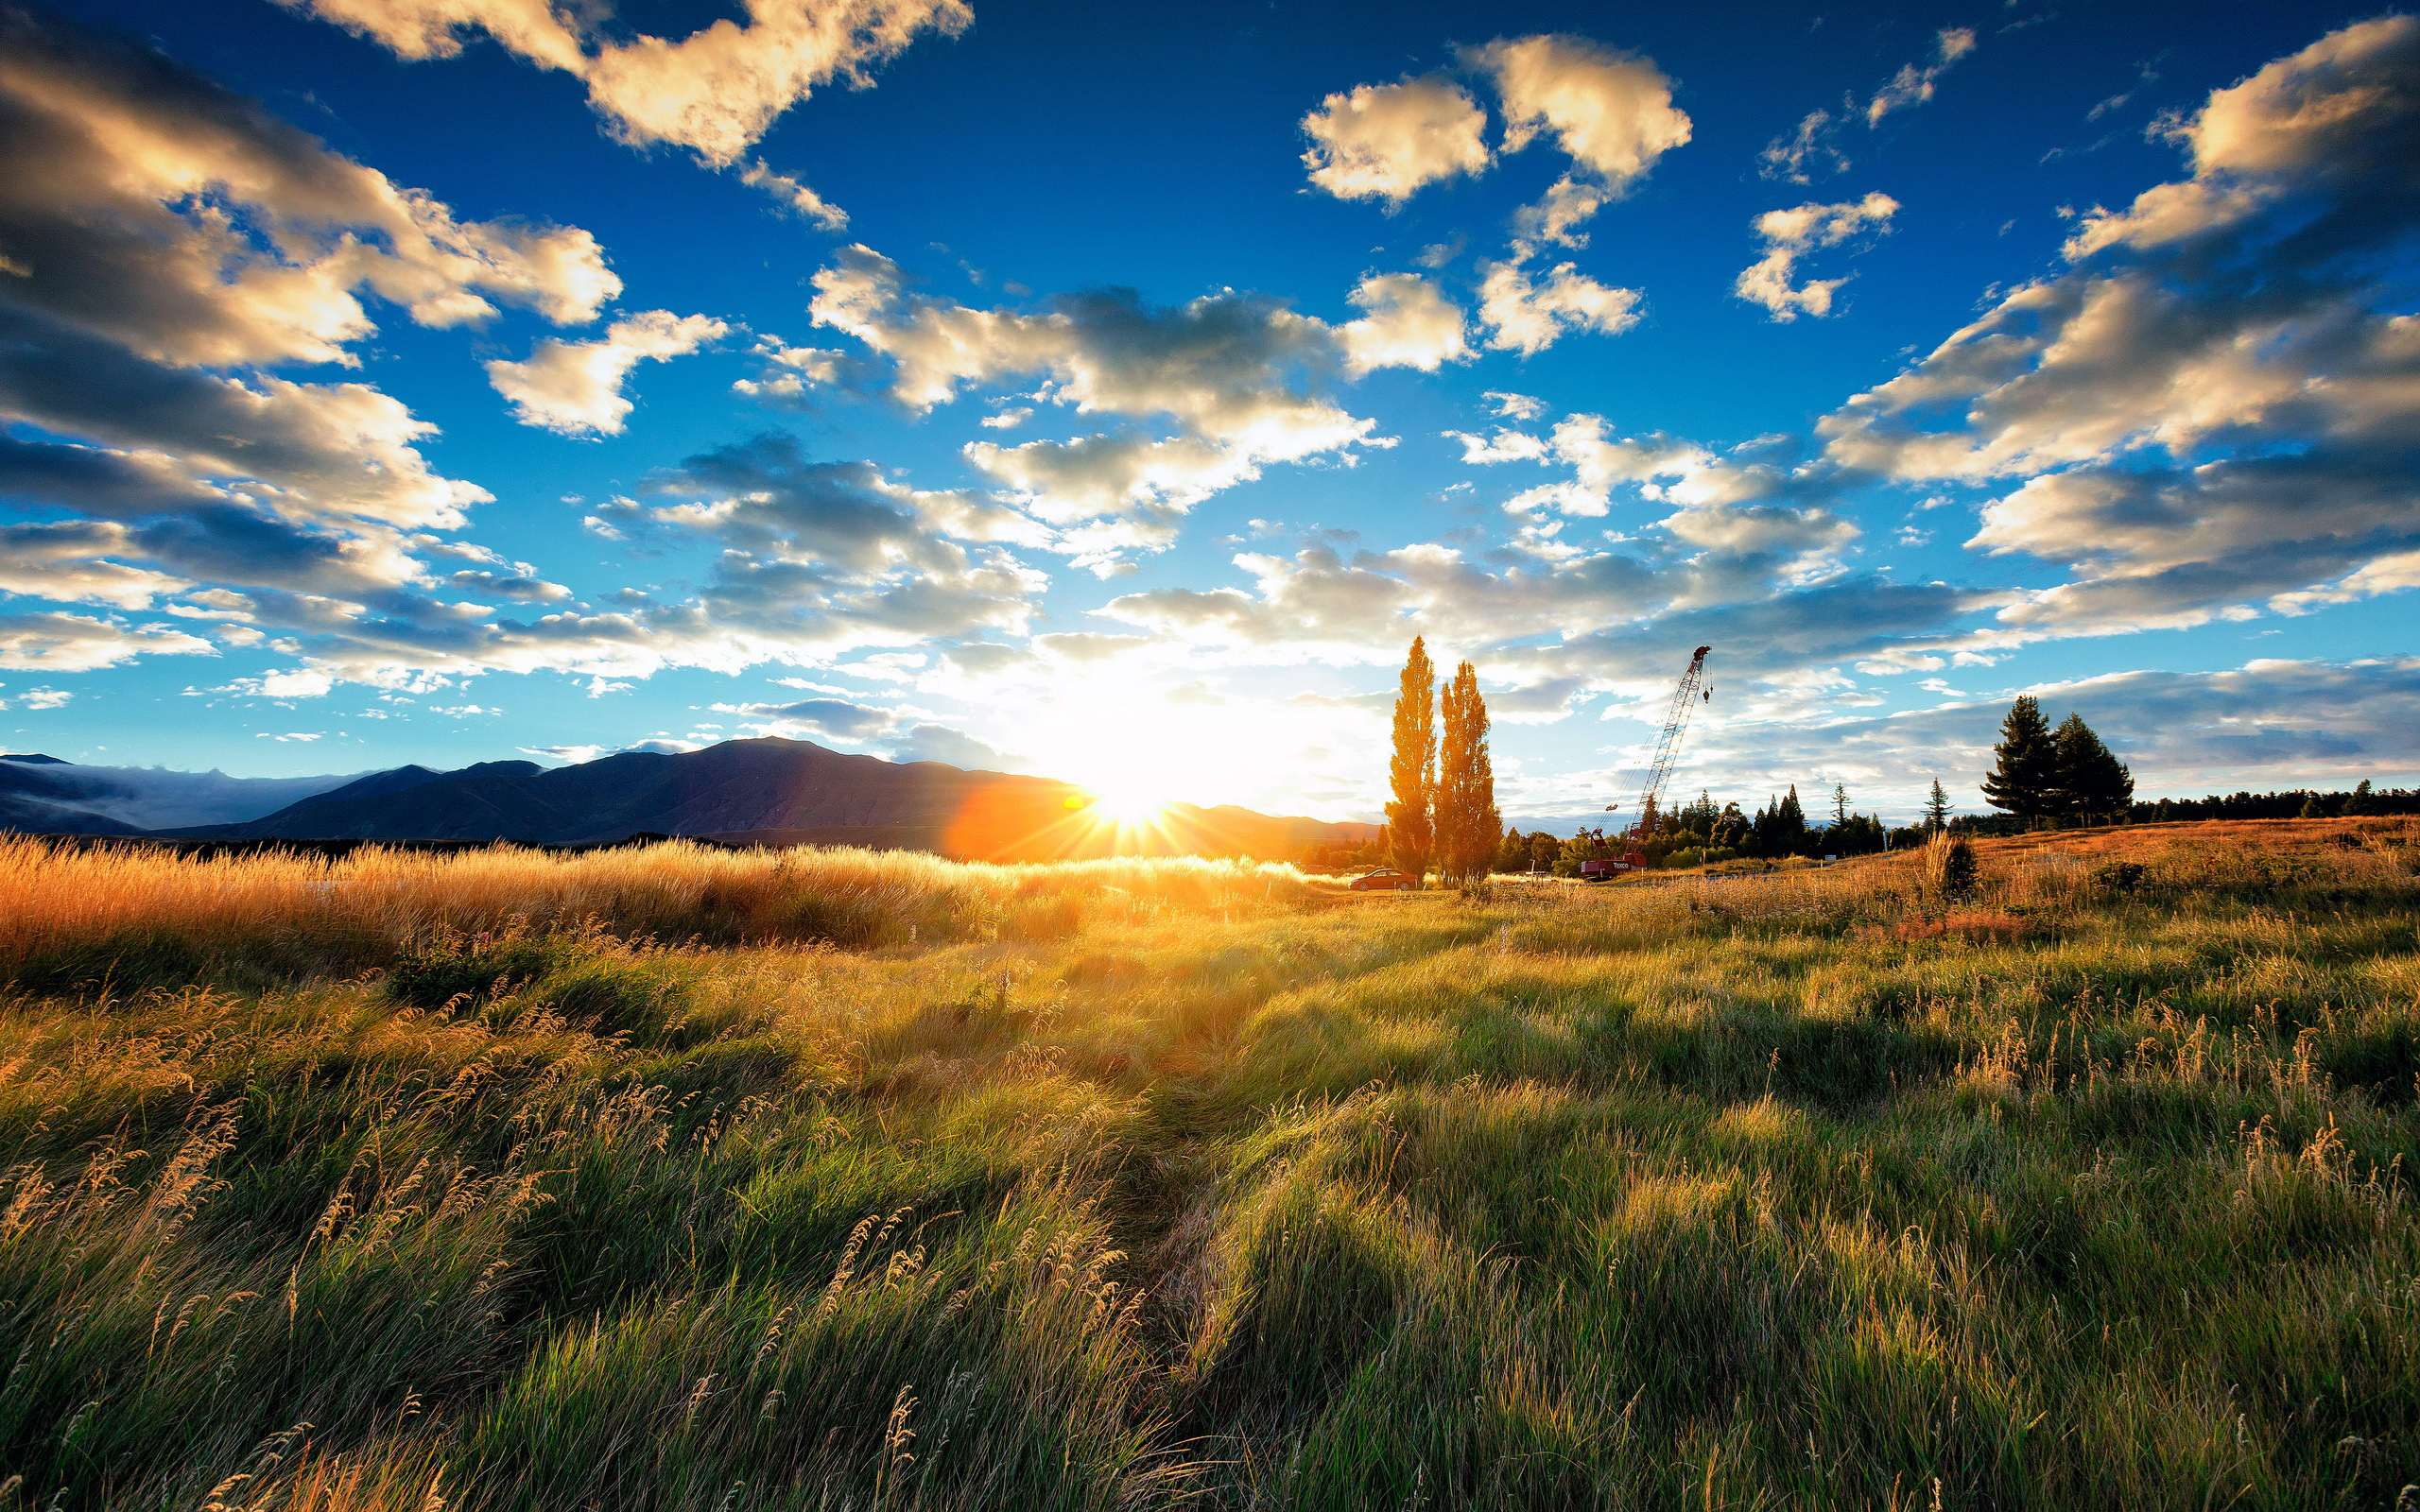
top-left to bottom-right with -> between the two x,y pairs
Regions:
0,755 -> 374,833
160,737 -> 1379,861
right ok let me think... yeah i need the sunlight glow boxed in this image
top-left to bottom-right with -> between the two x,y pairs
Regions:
1081,781 -> 1172,826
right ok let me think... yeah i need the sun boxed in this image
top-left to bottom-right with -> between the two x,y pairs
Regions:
1076,779 -> 1170,825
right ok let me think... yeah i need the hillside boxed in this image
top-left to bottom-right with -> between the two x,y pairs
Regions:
174,736 -> 1380,861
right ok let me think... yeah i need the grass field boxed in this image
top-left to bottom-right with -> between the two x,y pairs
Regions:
1,819 -> 2415,1510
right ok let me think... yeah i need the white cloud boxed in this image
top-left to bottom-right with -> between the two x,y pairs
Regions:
278,0 -> 971,166
1470,35 -> 1692,188
19,686 -> 72,710
1477,258 -> 1640,354
0,611 -> 216,672
0,522 -> 187,610
739,159 -> 848,230
0,11 -> 615,369
1820,17 -> 2420,638
487,310 -> 729,436
1338,273 -> 1470,374
1734,192 -> 1897,320
1299,75 -> 1491,205
808,244 -> 1401,566
1487,390 -> 1547,421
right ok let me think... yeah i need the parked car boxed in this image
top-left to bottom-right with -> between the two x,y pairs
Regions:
1348,868 -> 1420,891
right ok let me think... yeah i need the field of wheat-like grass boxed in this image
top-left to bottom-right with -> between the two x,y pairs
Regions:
0,818 -> 2415,1510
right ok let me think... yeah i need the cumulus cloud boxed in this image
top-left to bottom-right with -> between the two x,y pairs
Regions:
1476,259 -> 1640,354
487,310 -> 729,436
1760,27 -> 1976,182
0,521 -> 187,610
1297,36 -> 1682,356
807,244 -> 1413,567
0,9 -> 615,369
1299,75 -> 1491,204
1821,16 -> 2420,635
1338,273 -> 1470,374
730,335 -> 875,405
1734,192 -> 1897,320
277,0 -> 970,166
1465,35 -> 1691,287
628,431 -> 1049,652
0,8 -> 663,686
1470,35 -> 1692,188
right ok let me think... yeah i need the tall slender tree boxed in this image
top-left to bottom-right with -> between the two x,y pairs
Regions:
1830,782 -> 1851,826
1436,660 -> 1499,884
1981,695 -> 2060,819
2052,713 -> 2134,822
1385,637 -> 1437,882
1923,778 -> 1952,833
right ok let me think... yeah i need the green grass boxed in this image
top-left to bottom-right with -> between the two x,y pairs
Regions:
0,821 -> 2415,1509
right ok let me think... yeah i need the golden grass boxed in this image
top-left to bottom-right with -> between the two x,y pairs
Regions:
0,818 -> 2412,1508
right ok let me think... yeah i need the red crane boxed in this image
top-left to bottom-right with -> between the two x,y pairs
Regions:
1604,645 -> 1713,843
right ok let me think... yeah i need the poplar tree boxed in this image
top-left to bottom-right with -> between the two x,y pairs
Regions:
1981,695 -> 2060,818
1385,637 -> 1436,882
1437,661 -> 1500,884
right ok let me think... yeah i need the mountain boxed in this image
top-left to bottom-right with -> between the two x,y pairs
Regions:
0,755 -> 376,832
178,737 -> 1380,861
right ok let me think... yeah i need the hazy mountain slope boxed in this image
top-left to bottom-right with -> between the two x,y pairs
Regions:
0,757 -> 379,831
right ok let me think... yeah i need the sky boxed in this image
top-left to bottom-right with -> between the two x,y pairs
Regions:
2,0 -> 2415,826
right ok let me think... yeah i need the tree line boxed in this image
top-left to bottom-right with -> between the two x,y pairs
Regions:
1304,669 -> 2401,880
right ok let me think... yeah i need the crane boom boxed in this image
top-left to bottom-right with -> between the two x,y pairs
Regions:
1625,645 -> 1712,839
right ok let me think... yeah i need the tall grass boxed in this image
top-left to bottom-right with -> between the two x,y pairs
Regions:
0,818 -> 2414,1508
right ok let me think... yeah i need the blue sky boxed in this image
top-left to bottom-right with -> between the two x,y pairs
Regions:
3,0 -> 2414,823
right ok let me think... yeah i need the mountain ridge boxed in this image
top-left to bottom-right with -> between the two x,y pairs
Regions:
74,737 -> 1378,861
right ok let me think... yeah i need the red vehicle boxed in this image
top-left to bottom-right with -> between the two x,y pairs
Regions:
1579,852 -> 1651,881
1347,868 -> 1421,891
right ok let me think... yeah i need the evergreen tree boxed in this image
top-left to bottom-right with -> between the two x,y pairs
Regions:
1923,779 -> 1951,833
1386,637 -> 1437,881
1831,782 -> 1850,826
1436,661 -> 1500,883
1981,696 -> 2060,818
1752,785 -> 1808,856
2345,779 -> 2377,816
2052,713 -> 2134,821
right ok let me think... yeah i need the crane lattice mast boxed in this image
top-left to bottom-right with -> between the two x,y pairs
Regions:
1623,645 -> 1712,840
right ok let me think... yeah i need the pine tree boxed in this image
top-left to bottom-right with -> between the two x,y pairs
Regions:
1385,637 -> 1437,882
1981,696 -> 2060,818
1436,661 -> 1500,885
1924,778 -> 1951,833
1831,782 -> 1850,826
2051,713 -> 2135,822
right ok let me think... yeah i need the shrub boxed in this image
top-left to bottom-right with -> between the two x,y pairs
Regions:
1924,833 -> 1979,901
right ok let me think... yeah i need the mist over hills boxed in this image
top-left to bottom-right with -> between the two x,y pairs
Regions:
4,740 -> 1378,861
0,756 -> 372,834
